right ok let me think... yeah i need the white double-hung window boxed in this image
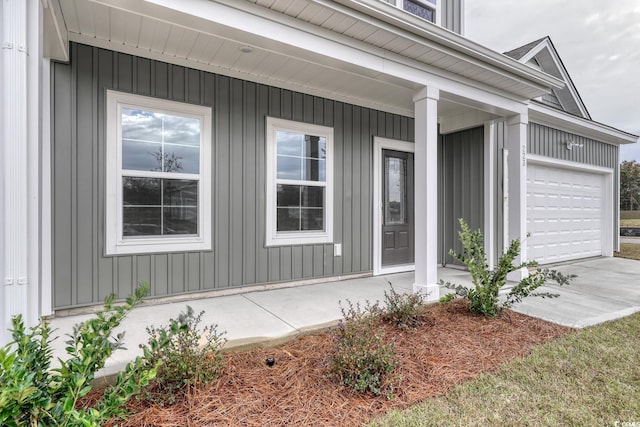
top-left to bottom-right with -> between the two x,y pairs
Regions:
265,117 -> 334,246
105,90 -> 212,255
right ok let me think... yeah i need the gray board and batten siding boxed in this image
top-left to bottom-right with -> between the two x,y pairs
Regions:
438,121 -> 620,267
438,126 -> 484,266
51,42 -> 415,309
441,0 -> 464,35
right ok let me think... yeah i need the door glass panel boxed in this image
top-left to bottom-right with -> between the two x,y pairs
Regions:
385,156 -> 407,225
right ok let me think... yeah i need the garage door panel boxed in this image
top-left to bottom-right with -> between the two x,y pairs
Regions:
527,163 -> 605,264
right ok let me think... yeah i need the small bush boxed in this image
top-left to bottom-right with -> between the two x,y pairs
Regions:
328,300 -> 396,398
0,284 -> 157,427
440,218 -> 575,317
382,282 -> 425,328
140,306 -> 225,405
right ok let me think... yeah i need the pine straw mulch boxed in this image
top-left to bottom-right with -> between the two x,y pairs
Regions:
109,300 -> 571,426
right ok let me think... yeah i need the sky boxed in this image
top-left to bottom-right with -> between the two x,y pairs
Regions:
464,0 -> 640,161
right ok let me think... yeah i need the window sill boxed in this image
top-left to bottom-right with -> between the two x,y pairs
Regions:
105,237 -> 212,256
265,232 -> 333,247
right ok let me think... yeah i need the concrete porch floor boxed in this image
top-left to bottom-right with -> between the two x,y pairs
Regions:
48,258 -> 640,377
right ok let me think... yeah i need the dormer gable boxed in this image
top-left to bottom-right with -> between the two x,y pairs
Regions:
505,37 -> 590,119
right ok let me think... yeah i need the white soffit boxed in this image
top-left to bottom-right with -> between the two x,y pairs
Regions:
43,0 -> 69,61
57,0 -> 561,115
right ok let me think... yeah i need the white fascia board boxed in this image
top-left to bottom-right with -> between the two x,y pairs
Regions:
90,0 -> 532,114
327,0 -> 564,90
529,102 -> 639,146
135,0 -> 549,102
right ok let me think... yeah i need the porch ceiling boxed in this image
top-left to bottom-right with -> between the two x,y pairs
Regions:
54,0 -> 560,118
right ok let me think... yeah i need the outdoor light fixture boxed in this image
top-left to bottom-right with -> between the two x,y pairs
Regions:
565,137 -> 584,150
239,45 -> 253,54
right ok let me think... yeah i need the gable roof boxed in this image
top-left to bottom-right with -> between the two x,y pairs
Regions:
503,37 -> 549,61
504,37 -> 591,120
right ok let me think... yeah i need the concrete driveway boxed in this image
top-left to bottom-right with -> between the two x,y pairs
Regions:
511,257 -> 640,328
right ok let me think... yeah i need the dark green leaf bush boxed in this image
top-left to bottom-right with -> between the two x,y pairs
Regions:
440,218 -> 576,317
0,283 -> 157,427
382,281 -> 426,328
328,300 -> 396,398
139,306 -> 225,405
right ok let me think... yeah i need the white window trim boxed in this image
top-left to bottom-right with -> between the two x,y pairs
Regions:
265,117 -> 334,247
388,0 -> 440,26
105,90 -> 212,255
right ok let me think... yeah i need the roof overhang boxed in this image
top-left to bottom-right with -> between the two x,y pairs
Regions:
529,101 -> 639,146
46,0 -> 565,117
332,0 -> 564,93
43,0 -> 68,61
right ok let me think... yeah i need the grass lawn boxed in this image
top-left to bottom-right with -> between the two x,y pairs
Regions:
621,210 -> 640,227
615,243 -> 640,261
370,312 -> 640,427
621,219 -> 640,227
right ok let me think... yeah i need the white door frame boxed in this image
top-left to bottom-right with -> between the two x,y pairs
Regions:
526,154 -> 615,260
373,137 -> 416,276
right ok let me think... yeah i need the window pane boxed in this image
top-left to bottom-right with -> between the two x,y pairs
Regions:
276,131 -> 303,156
303,135 -> 326,159
302,158 -> 325,181
277,156 -> 302,180
123,177 -> 161,206
123,207 -> 162,236
122,108 -> 163,142
277,207 -> 300,231
163,207 -> 198,235
301,186 -> 324,208
385,157 -> 407,225
122,140 -> 163,171
301,208 -> 324,231
162,116 -> 201,146
403,0 -> 434,22
277,184 -> 300,207
276,187 -> 325,232
163,145 -> 200,174
163,180 -> 198,206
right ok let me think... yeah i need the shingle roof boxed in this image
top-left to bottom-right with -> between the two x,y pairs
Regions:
503,36 -> 549,60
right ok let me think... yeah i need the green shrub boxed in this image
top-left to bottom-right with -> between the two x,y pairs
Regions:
0,283 -> 157,427
440,218 -> 575,317
382,282 -> 425,328
328,300 -> 396,398
140,306 -> 225,405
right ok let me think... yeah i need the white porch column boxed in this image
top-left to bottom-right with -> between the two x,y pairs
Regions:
484,123 -> 496,271
413,86 -> 439,301
506,113 -> 529,281
1,0 -> 43,344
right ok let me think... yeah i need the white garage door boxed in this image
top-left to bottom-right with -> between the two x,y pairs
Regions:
527,163 -> 605,264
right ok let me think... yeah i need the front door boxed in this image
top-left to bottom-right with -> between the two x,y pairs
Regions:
381,149 -> 414,266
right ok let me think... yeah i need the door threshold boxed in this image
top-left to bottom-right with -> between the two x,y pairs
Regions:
375,264 -> 415,276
